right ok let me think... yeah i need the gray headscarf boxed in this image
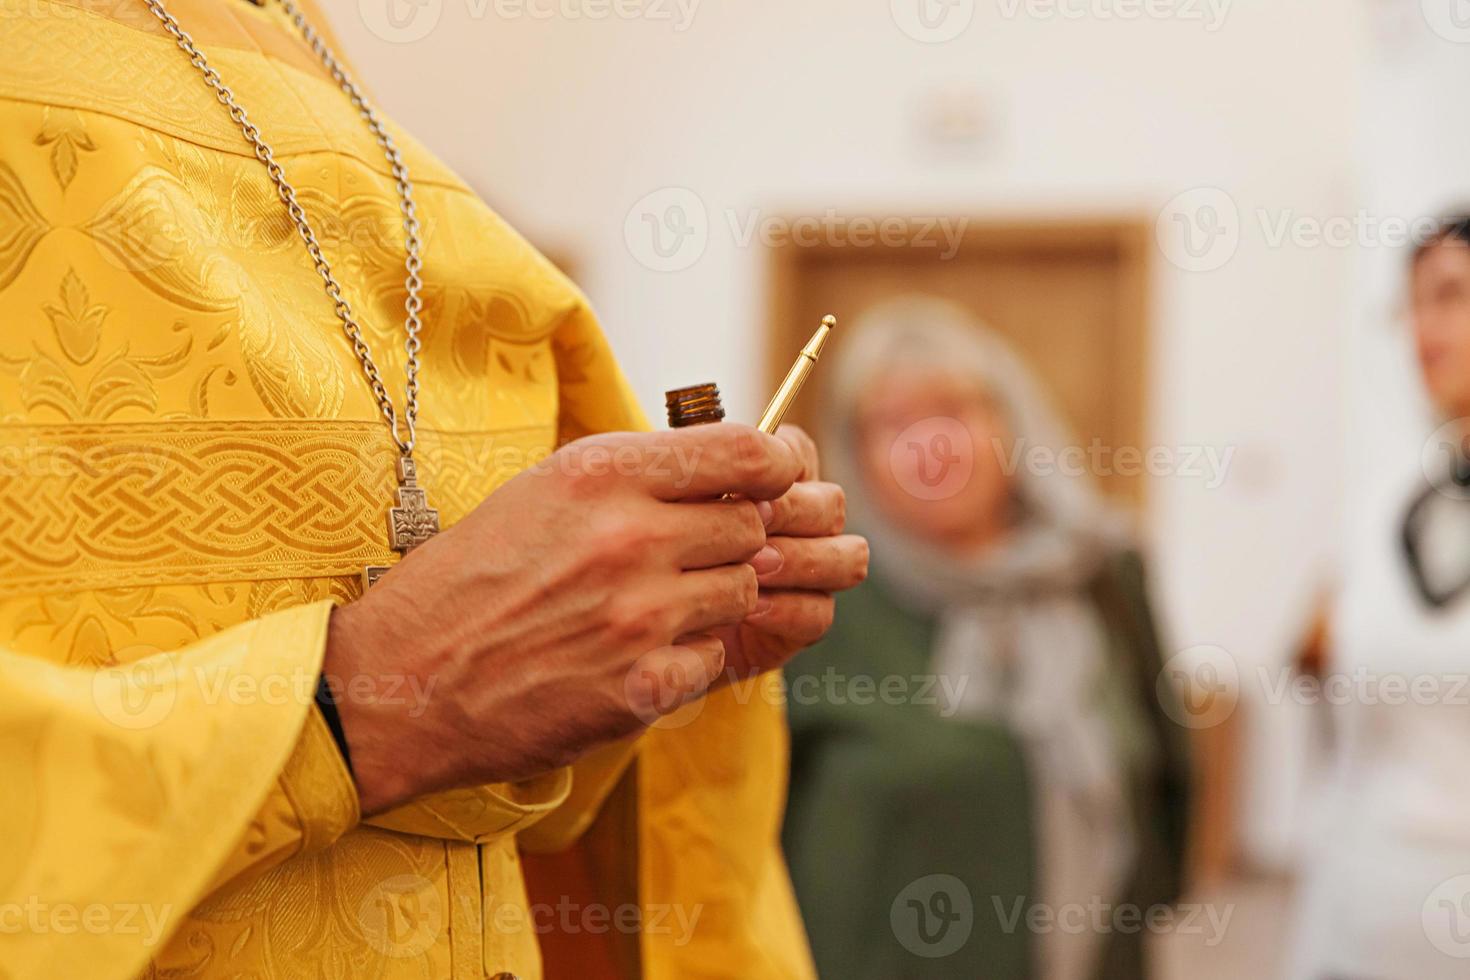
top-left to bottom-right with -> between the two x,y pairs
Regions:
826,295 -> 1145,980
825,295 -> 1130,606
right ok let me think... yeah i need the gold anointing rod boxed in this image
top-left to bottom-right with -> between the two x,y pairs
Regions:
757,315 -> 836,434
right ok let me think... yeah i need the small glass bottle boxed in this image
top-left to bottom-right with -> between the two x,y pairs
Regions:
665,383 -> 726,428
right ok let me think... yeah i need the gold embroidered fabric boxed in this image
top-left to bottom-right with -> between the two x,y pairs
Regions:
0,0 -> 814,978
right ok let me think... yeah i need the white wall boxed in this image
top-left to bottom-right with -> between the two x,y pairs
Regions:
334,0 -> 1371,868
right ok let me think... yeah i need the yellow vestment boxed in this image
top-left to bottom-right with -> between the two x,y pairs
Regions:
0,1 -> 815,976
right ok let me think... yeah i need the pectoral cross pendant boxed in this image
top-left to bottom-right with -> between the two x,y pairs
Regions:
363,456 -> 441,589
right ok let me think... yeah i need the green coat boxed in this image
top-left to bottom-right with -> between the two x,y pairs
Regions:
783,551 -> 1191,980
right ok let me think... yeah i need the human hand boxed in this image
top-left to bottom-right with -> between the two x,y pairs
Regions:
714,425 -> 869,678
324,424 -> 801,814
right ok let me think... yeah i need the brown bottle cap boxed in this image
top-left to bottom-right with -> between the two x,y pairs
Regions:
665,383 -> 726,428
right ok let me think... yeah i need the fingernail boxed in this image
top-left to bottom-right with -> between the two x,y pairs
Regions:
750,545 -> 783,576
750,595 -> 774,617
756,500 -> 775,527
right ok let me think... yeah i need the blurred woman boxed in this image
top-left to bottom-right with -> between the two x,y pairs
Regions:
1289,216 -> 1470,980
783,296 -> 1190,980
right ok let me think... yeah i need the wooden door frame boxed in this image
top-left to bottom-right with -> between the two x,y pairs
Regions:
763,215 -> 1155,507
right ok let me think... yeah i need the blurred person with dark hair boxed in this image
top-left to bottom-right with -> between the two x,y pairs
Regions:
782,296 -> 1191,980
1288,216 -> 1470,980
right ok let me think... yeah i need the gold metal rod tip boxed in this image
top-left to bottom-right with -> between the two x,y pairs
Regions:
758,314 -> 838,434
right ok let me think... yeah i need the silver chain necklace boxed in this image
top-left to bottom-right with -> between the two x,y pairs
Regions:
143,0 -> 441,588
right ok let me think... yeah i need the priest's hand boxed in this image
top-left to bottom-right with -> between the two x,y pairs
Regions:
713,425 -> 868,678
325,424 -> 805,814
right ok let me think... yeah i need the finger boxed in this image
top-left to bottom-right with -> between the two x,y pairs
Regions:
752,535 -> 869,591
624,425 -> 802,502
765,481 -> 846,537
624,633 -> 725,724
775,424 -> 820,481
663,498 -> 767,569
744,590 -> 836,648
670,564 -> 760,635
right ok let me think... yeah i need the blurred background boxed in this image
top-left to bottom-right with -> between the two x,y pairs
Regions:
334,1 -> 1470,976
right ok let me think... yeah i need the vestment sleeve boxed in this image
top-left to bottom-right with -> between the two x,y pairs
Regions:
0,601 -> 360,980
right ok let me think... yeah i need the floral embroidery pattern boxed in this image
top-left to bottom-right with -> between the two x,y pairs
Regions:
0,162 -> 48,290
0,269 -> 191,422
34,107 -> 95,191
